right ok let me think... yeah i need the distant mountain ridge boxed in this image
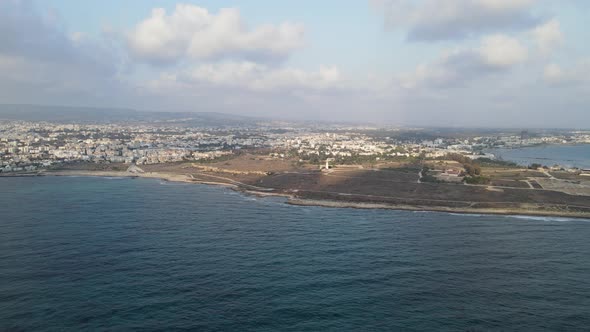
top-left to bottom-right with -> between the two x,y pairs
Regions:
0,104 -> 260,126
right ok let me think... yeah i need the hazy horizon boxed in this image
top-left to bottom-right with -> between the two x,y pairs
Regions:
2,103 -> 590,130
1,0 -> 589,127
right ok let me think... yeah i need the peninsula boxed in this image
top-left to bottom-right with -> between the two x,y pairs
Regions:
1,113 -> 589,218
11,152 -> 589,219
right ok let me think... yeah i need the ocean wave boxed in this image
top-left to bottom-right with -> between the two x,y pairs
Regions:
448,213 -> 486,217
508,215 -> 589,222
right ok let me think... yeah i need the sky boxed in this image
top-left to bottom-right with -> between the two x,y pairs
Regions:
0,0 -> 589,127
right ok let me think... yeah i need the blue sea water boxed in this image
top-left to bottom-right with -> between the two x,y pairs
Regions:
490,144 -> 590,169
1,176 -> 590,331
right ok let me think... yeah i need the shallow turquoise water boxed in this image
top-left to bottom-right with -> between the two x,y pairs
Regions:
1,176 -> 589,331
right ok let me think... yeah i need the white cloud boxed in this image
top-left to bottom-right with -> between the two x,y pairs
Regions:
478,34 -> 528,67
0,0 -> 125,104
531,19 -> 563,54
543,61 -> 590,85
0,0 -> 588,127
181,61 -> 342,91
477,0 -> 536,11
372,0 -> 539,41
399,34 -> 528,89
543,63 -> 563,81
127,4 -> 305,64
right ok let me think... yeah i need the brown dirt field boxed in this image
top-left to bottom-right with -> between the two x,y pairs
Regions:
489,179 -> 531,188
141,162 -> 194,173
373,161 -> 422,169
425,160 -> 464,168
199,154 -> 307,173
550,171 -> 587,180
50,162 -> 129,172
140,161 -> 590,211
249,168 -> 590,209
482,168 -> 548,179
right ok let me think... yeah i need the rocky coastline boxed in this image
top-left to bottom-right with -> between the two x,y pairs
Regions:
3,170 -> 589,219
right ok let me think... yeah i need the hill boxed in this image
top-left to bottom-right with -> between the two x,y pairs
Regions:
0,104 -> 260,126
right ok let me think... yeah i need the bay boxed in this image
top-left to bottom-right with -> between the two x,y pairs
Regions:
489,144 -> 590,169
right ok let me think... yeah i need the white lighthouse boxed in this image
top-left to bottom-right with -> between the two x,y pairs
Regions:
322,158 -> 334,170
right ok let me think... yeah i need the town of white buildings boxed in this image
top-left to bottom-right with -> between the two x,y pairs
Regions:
1,120 -> 589,173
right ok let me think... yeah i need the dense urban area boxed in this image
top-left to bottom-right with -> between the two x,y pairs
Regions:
1,120 -> 589,174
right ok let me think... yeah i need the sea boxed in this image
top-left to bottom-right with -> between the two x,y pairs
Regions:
489,144 -> 590,169
1,176 -> 590,331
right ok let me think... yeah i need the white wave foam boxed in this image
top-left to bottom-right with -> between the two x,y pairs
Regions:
448,213 -> 485,217
508,215 -> 587,222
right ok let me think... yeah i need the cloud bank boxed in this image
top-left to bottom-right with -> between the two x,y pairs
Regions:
0,0 -> 588,127
126,4 -> 305,64
372,0 -> 540,41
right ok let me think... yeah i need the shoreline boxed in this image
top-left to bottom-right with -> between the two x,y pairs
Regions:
2,170 -> 589,220
490,142 -> 590,150
287,199 -> 590,220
